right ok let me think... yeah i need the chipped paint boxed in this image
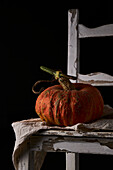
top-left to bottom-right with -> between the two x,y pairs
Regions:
70,72 -> 113,86
53,140 -> 113,154
79,24 -> 113,38
69,9 -> 76,24
68,9 -> 79,79
30,135 -> 113,155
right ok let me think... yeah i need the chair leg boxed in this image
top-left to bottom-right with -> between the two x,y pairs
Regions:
18,149 -> 31,170
34,151 -> 47,170
66,153 -> 79,170
18,150 -> 46,170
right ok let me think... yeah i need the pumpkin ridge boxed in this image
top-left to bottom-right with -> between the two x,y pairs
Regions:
38,88 -> 51,123
70,91 -> 78,125
81,90 -> 93,123
90,87 -> 104,120
65,91 -> 73,126
88,89 -> 98,121
49,89 -> 61,124
40,93 -> 49,123
61,91 -> 71,126
42,88 -> 58,124
70,91 -> 81,124
55,92 -> 67,126
35,94 -> 45,121
55,97 -> 62,125
91,87 -> 103,120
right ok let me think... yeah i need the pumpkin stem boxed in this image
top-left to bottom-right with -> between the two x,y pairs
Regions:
40,66 -> 75,91
40,66 -> 77,80
58,77 -> 75,91
40,66 -> 58,78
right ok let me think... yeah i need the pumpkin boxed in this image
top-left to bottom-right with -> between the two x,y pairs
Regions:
35,74 -> 104,126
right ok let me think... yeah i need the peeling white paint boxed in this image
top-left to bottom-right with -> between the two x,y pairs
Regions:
70,72 -> 113,86
79,72 -> 113,81
79,24 -> 113,38
53,141 -> 113,155
67,9 -> 79,79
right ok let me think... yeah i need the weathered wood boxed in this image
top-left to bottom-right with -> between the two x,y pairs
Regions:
18,142 -> 30,170
37,130 -> 113,139
12,104 -> 113,169
30,136 -> 113,155
17,140 -> 46,170
67,9 -> 80,169
18,149 -> 46,170
79,24 -> 113,38
34,151 -> 47,170
66,153 -> 79,170
75,153 -> 79,170
67,9 -> 79,80
29,151 -> 35,170
70,72 -> 113,86
78,72 -> 113,86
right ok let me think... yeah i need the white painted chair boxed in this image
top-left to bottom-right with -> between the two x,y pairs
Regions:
66,9 -> 113,170
68,9 -> 113,86
13,9 -> 113,170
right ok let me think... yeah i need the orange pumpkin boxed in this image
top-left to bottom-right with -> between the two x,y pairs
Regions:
35,82 -> 104,126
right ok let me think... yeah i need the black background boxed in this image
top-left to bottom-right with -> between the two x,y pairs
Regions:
1,1 -> 113,169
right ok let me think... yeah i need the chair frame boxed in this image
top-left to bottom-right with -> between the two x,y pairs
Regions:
17,9 -> 113,170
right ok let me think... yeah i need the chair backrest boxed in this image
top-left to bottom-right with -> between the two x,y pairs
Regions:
67,9 -> 113,86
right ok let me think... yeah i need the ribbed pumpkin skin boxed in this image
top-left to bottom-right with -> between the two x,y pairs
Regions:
35,83 -> 104,126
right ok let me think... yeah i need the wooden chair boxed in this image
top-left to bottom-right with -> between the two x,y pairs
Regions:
14,9 -> 113,170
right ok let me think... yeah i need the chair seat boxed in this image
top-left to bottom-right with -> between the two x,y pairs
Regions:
12,105 -> 113,170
